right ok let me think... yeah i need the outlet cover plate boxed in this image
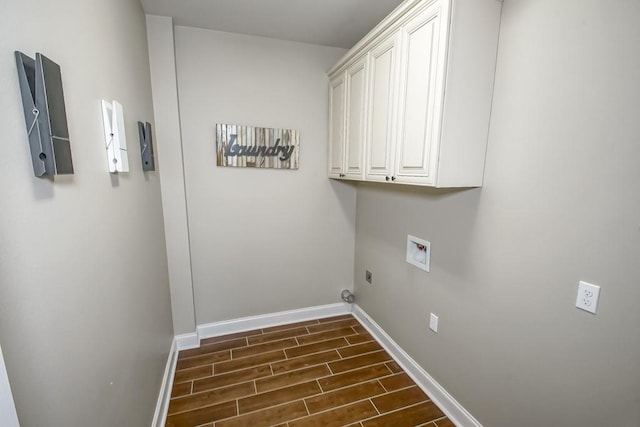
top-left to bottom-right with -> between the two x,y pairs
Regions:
429,313 -> 439,333
576,281 -> 600,314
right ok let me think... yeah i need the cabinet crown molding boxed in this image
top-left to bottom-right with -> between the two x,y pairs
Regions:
330,0 -> 436,76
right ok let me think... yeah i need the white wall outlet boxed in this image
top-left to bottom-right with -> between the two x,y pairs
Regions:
576,281 -> 600,314
407,235 -> 430,272
429,313 -> 439,333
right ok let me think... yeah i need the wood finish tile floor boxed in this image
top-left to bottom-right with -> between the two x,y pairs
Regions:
166,314 -> 453,427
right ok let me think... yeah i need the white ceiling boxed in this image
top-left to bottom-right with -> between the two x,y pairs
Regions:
140,0 -> 405,49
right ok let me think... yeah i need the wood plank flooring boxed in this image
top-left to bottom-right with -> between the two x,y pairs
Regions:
166,314 -> 452,427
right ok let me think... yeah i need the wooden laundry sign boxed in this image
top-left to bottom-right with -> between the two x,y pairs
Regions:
216,124 -> 299,169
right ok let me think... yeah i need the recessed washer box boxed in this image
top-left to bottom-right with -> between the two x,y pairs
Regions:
407,235 -> 430,272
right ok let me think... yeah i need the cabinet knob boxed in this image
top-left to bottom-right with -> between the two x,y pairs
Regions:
392,176 -> 396,181
385,176 -> 390,181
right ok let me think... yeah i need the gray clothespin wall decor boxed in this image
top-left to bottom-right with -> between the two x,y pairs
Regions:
138,121 -> 155,171
15,51 -> 73,177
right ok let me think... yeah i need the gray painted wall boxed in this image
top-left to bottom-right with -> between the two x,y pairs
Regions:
173,27 -> 356,324
353,1 -> 640,426
0,0 -> 174,425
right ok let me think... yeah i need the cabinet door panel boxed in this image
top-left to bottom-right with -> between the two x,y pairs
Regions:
344,56 -> 367,179
366,33 -> 399,181
396,4 -> 444,184
328,74 -> 345,177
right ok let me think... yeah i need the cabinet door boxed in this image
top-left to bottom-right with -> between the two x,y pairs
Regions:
365,32 -> 400,182
328,73 -> 346,178
394,2 -> 446,185
343,56 -> 368,179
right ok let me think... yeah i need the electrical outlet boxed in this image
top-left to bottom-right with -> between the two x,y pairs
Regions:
576,281 -> 600,314
365,270 -> 372,284
429,313 -> 439,333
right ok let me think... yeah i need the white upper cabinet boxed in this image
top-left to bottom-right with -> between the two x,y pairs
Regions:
328,73 -> 345,178
329,56 -> 369,180
328,0 -> 502,188
395,2 -> 445,185
344,55 -> 368,179
366,31 -> 400,182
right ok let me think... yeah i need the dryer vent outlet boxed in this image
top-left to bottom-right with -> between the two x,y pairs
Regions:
341,290 -> 355,304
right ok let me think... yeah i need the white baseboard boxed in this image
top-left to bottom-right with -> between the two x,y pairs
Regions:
151,338 -> 178,427
197,303 -> 351,341
175,332 -> 199,351
352,304 -> 482,427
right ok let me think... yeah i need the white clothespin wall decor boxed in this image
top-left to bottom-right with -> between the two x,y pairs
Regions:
101,100 -> 129,173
